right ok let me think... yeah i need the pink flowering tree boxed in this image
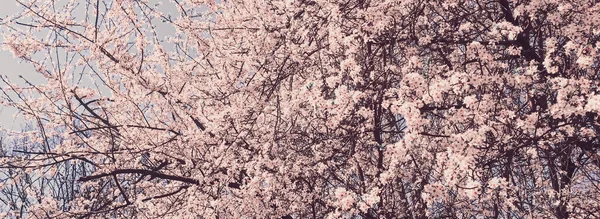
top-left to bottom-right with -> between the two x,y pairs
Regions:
0,129 -> 83,218
1,0 -> 599,218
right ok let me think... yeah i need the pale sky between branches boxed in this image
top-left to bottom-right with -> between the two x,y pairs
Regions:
0,0 -> 178,130
0,2 -> 32,130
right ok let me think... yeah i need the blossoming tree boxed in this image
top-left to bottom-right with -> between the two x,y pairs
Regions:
1,0 -> 599,218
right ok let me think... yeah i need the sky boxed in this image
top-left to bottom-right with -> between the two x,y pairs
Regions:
0,0 -> 179,131
0,2 -> 35,130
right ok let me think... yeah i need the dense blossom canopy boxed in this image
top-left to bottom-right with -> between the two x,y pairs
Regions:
0,0 -> 599,218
